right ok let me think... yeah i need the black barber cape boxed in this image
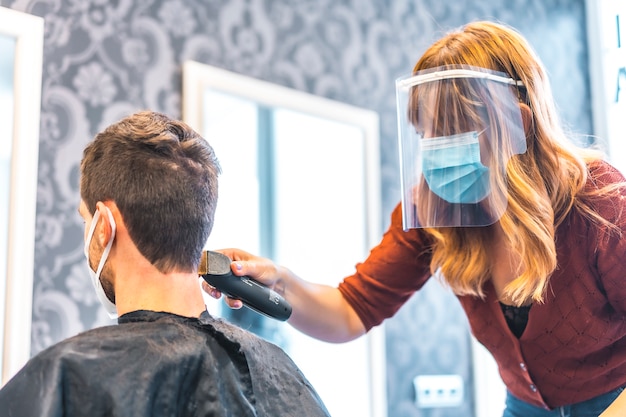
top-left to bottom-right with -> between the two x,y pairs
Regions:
0,310 -> 331,417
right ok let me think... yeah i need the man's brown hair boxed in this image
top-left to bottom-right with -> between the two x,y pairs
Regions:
80,110 -> 220,273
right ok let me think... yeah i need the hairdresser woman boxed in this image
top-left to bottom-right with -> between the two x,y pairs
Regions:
208,21 -> 626,417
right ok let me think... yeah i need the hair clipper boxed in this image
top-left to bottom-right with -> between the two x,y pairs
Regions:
198,250 -> 292,321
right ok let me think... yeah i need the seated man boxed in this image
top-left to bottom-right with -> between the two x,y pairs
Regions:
0,111 -> 330,417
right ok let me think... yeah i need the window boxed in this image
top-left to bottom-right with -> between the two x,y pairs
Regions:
586,0 -> 626,172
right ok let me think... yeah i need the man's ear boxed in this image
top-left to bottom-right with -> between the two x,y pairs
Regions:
95,201 -> 114,244
519,102 -> 533,136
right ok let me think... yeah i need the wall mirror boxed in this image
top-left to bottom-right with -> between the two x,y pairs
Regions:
0,6 -> 44,385
183,61 -> 386,417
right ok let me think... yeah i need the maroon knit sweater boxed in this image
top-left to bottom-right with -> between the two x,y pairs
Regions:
338,161 -> 626,409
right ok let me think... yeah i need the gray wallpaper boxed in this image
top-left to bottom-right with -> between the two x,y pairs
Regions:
3,0 -> 590,416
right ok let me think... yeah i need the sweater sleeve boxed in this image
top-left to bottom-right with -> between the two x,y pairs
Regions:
337,203 -> 434,331
588,161 -> 626,314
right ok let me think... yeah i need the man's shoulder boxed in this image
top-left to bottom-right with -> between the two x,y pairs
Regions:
37,311 -> 278,354
1,312 -> 330,417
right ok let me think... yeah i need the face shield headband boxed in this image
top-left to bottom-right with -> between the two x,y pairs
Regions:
396,66 -> 527,229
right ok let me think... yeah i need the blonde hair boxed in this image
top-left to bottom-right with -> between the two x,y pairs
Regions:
413,21 -> 611,305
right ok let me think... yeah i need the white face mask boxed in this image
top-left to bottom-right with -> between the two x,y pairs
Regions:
84,206 -> 118,319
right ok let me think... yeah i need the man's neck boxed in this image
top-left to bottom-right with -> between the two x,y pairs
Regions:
114,270 -> 206,318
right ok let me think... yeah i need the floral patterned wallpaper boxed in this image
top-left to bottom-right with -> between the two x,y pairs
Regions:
2,0 -> 590,416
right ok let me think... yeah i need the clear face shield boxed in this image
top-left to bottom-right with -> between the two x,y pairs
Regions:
396,66 -> 527,229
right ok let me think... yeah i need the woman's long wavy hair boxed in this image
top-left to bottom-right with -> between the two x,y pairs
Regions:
413,21 -> 612,306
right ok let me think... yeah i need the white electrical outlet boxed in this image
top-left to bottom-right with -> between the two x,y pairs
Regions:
414,374 -> 464,408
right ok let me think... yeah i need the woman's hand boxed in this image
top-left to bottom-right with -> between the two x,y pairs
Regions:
201,247 -> 366,342
201,248 -> 284,310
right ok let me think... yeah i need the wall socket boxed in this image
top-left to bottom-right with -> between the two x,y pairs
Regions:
413,374 -> 464,408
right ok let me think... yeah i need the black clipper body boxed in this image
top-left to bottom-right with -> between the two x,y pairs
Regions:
199,251 -> 292,321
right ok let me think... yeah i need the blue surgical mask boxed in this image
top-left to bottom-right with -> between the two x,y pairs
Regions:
420,131 -> 490,204
84,207 -> 118,319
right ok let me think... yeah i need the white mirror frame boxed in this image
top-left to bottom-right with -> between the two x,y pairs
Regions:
183,60 -> 387,417
0,6 -> 44,385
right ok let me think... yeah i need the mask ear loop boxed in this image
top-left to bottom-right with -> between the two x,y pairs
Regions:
85,206 -> 118,319
477,126 -> 489,137
84,210 -> 101,259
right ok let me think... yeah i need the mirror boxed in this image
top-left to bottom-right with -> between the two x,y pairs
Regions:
0,6 -> 44,385
183,61 -> 386,417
